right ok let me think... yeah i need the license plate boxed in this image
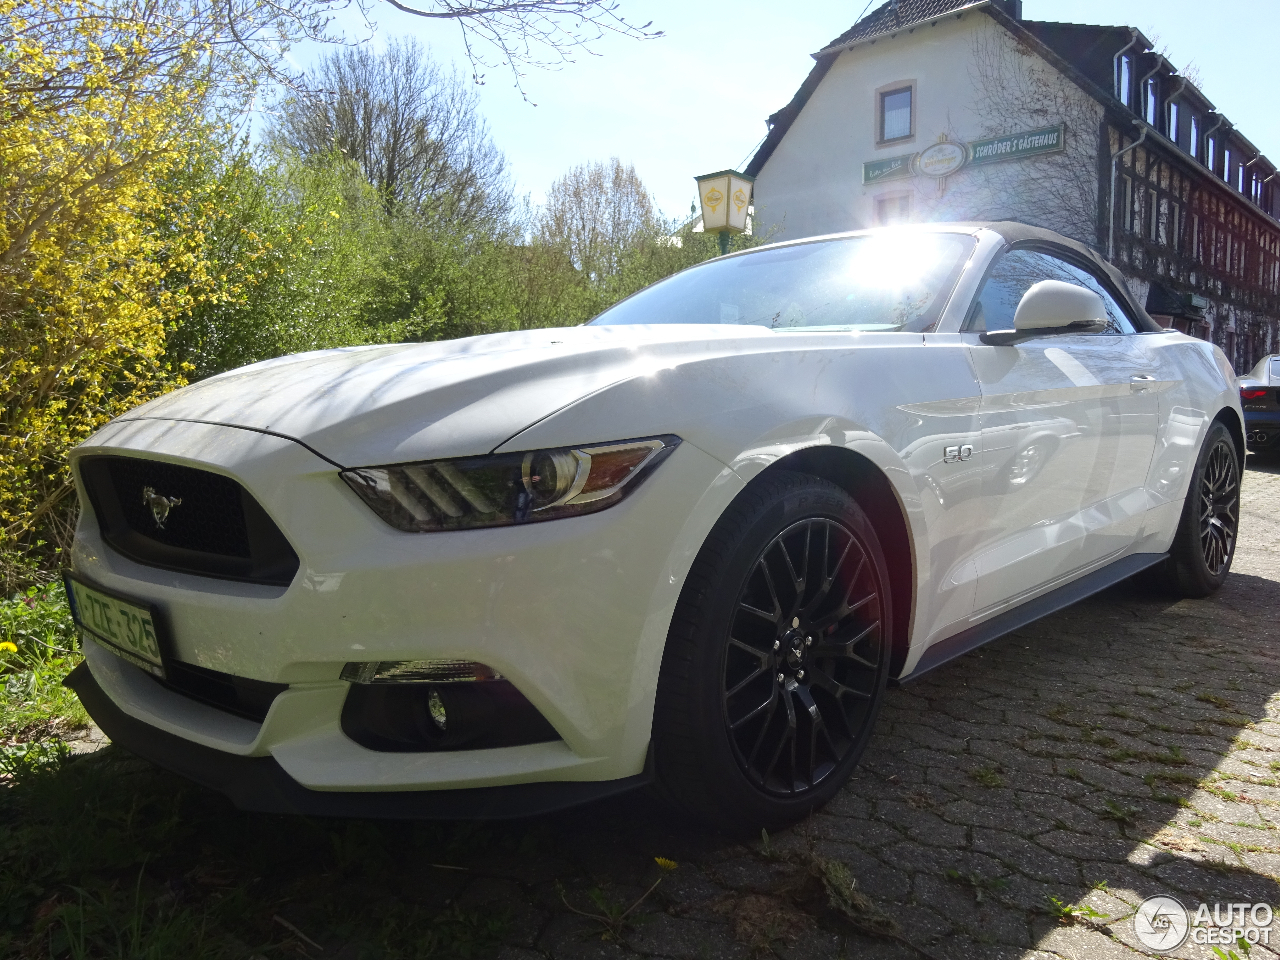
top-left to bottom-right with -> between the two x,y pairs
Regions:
64,573 -> 165,677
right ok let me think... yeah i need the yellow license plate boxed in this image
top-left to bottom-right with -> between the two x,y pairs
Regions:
64,574 -> 165,677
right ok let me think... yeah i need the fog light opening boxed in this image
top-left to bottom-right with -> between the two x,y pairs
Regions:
340,679 -> 560,753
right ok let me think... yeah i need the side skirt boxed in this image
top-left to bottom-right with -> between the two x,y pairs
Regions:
894,552 -> 1168,684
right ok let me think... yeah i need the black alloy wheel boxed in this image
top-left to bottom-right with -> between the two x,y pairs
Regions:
652,470 -> 892,832
1153,420 -> 1241,598
1198,436 -> 1239,577
722,518 -> 884,795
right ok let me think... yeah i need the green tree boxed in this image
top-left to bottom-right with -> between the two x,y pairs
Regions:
169,148 -> 401,380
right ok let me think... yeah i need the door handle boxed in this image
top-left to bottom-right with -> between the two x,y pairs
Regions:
1130,374 -> 1156,392
1130,374 -> 1156,381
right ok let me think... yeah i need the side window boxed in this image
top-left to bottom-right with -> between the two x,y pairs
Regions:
1053,259 -> 1138,334
966,249 -> 1138,334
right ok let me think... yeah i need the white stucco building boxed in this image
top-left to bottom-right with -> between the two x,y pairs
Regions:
746,0 -> 1280,372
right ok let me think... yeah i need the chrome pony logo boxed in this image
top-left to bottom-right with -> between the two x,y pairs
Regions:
142,487 -> 182,529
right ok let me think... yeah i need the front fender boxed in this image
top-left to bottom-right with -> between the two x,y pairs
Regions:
503,337 -> 984,678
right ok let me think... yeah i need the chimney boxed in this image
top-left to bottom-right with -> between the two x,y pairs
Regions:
998,0 -> 1023,20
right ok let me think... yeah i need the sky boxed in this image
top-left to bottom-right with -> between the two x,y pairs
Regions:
287,0 -> 1278,219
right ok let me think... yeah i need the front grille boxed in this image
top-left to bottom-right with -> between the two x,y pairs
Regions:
151,660 -> 288,722
79,456 -> 299,586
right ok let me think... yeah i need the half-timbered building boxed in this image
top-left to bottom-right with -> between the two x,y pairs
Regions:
747,0 -> 1280,371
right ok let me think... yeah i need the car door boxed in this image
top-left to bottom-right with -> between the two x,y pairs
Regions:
962,247 -> 1159,615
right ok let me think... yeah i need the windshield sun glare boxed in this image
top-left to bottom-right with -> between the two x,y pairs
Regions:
590,231 -> 975,334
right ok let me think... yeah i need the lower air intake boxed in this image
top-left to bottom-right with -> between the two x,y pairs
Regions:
340,681 -> 560,752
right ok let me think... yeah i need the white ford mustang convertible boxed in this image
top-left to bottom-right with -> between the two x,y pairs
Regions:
63,222 -> 1243,829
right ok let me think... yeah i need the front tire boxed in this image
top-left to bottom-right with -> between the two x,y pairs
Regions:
1157,421 -> 1241,598
651,471 -> 891,832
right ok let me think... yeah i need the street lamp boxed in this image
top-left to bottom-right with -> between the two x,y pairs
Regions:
695,169 -> 754,256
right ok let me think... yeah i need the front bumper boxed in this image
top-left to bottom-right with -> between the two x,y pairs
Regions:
64,662 -> 650,818
67,417 -> 742,792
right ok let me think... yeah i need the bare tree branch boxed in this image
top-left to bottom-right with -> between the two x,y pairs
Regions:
270,39 -> 512,229
357,0 -> 663,102
962,27 -> 1103,245
538,158 -> 658,280
4,0 -> 662,112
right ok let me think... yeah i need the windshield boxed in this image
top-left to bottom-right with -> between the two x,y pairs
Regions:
591,231 -> 976,333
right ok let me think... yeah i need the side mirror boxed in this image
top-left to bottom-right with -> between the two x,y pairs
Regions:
981,280 -> 1107,345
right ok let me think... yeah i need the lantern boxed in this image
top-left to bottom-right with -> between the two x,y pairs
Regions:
695,169 -> 754,255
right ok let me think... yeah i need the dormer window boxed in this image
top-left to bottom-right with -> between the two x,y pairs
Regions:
1167,100 -> 1180,142
1117,55 -> 1133,108
1144,78 -> 1159,125
1190,114 -> 1201,160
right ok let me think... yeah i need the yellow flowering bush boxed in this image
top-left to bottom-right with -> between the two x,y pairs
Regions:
0,0 -> 219,583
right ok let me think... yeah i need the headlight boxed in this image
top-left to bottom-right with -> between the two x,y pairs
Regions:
340,435 -> 680,532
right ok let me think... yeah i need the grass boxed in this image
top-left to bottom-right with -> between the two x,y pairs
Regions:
944,869 -> 1009,904
1044,894 -> 1109,925
1,586 -> 517,959
0,741 -> 515,958
967,766 -> 1004,788
1,581 -> 87,748
1100,799 -> 1138,827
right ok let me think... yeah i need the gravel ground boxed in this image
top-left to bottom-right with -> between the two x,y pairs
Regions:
62,456 -> 1280,960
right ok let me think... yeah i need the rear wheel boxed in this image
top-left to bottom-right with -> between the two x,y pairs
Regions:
1153,421 -> 1241,598
651,471 -> 891,832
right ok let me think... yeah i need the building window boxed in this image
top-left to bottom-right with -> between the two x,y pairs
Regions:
879,86 -> 913,143
1207,135 -> 1217,171
1167,100 -> 1180,142
1117,55 -> 1133,107
1223,146 -> 1232,182
1147,189 -> 1159,241
1190,114 -> 1200,160
874,193 -> 912,226
1169,202 -> 1182,252
1144,79 -> 1159,124
1121,175 -> 1135,233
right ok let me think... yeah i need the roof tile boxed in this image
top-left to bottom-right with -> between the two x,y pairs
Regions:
820,0 -> 977,52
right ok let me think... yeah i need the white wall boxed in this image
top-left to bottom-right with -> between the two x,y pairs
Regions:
754,11 -> 1102,244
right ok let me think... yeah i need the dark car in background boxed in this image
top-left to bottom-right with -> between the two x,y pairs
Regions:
1239,355 -> 1280,457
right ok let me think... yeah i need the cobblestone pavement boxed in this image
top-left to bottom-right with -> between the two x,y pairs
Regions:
60,459 -> 1280,960
401,456 -> 1280,960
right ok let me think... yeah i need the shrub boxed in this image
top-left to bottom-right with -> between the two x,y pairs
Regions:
0,0 -> 219,586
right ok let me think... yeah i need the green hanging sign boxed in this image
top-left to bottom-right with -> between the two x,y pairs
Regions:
862,153 -> 914,185
862,125 -> 1066,185
968,125 -> 1065,166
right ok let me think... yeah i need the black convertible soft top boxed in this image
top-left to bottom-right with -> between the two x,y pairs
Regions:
980,221 -> 1165,334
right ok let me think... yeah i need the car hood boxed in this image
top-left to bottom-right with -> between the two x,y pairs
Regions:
120,325 -> 778,466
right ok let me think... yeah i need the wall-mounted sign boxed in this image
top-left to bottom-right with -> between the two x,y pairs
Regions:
863,154 -> 914,185
916,141 -> 967,179
968,125 -> 1065,166
862,124 -> 1065,185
